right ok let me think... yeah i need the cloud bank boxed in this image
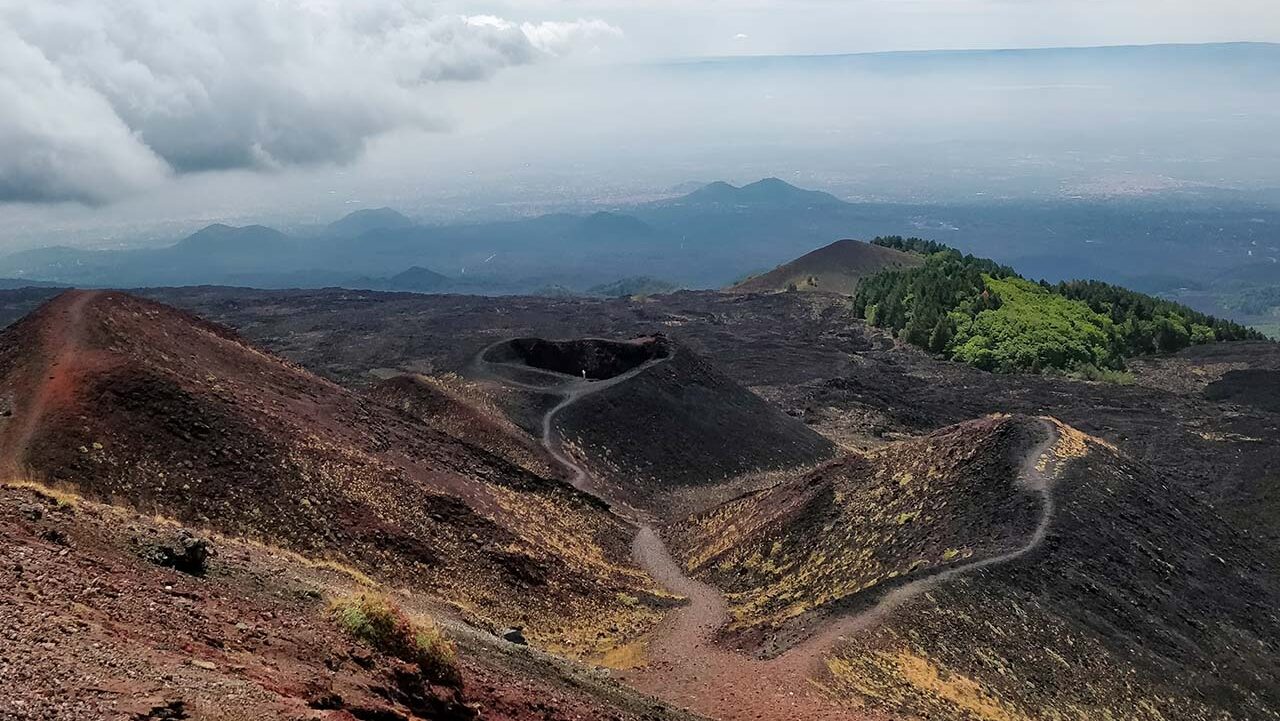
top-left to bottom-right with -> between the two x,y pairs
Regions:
0,1 -> 620,204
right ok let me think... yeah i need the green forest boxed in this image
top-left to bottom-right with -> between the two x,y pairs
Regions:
853,237 -> 1265,374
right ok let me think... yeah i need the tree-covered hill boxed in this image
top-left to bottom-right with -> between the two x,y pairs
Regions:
853,237 -> 1265,374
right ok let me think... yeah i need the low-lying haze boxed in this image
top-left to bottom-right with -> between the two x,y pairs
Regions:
0,1 -> 1277,251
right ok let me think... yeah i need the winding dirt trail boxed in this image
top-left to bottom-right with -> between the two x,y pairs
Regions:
0,290 -> 102,481
785,419 -> 1059,662
478,342 -> 1063,721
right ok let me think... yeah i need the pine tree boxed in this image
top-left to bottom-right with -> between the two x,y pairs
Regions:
928,316 -> 955,354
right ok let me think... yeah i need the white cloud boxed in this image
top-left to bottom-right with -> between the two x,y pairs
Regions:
0,23 -> 170,203
521,19 -> 625,56
0,1 -> 622,204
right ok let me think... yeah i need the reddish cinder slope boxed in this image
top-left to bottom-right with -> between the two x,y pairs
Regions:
0,291 -> 661,651
728,239 -> 922,295
668,416 -> 1047,650
368,373 -> 564,481
0,483 -> 704,721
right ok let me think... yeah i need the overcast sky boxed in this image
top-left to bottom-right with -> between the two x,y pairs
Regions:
0,0 -> 1278,248
459,0 -> 1280,58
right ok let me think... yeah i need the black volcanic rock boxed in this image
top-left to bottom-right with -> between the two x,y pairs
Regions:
1206,368 -> 1280,413
546,337 -> 837,494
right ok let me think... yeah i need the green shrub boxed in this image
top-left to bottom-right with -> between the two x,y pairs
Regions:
331,594 -> 460,684
950,276 -> 1117,373
852,237 -> 1265,374
1066,364 -> 1135,385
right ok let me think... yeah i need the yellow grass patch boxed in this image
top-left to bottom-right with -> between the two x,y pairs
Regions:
598,640 -> 648,670
888,648 -> 1026,721
3,479 -> 81,508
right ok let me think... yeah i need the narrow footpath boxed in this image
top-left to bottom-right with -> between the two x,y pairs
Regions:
476,342 -> 1062,721
0,290 -> 103,480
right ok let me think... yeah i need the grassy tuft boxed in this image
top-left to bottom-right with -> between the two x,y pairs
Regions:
330,594 -> 459,684
1067,364 -> 1135,385
3,479 -> 80,509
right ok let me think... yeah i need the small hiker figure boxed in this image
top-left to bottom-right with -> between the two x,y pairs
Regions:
581,369 -> 587,380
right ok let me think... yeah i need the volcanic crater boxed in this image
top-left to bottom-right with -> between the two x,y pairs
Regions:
483,336 -> 672,380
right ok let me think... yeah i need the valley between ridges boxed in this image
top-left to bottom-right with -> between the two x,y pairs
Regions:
476,338 -> 1063,721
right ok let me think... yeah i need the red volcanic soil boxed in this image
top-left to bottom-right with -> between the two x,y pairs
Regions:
626,524 -> 886,721
0,482 -> 701,721
367,373 -> 563,481
617,418 -> 1058,721
0,291 -> 664,655
728,239 -> 922,295
115,285 -> 1280,720
476,332 -> 1059,721
0,291 -> 116,478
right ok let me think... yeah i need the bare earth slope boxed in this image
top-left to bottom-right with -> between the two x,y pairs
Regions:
824,424 -> 1280,721
367,373 -> 563,481
472,333 -> 1116,721
668,415 -> 1048,654
18,286 -> 1280,721
614,417 -> 1062,721
641,413 -> 1280,721
728,239 -> 923,295
475,335 -> 837,511
0,482 -> 704,721
0,291 -> 666,655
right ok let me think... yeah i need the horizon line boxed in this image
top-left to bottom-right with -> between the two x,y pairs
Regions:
656,40 -> 1280,66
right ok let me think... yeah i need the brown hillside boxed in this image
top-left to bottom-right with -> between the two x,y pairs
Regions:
116,284 -> 1280,721
0,482 -> 704,721
671,415 -> 1280,720
667,414 -> 1047,652
0,291 -> 665,655
824,423 -> 1280,720
476,335 -> 837,513
368,373 -> 563,480
728,239 -> 923,295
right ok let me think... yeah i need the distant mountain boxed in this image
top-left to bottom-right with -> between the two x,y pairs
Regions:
0,277 -> 65,290
677,178 -> 845,208
680,181 -> 738,204
576,212 -> 655,242
729,238 -> 923,295
3,184 -> 1278,303
385,266 -> 450,292
0,246 -> 99,273
346,265 -> 453,294
666,180 -> 712,195
327,207 -> 414,238
171,224 -> 293,256
587,276 -> 678,298
0,229 -> 303,287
